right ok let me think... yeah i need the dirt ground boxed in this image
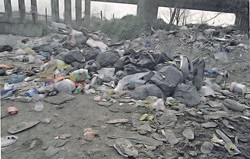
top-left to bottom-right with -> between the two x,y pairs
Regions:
1,94 -> 133,159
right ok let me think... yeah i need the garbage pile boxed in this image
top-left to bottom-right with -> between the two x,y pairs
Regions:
1,23 -> 250,158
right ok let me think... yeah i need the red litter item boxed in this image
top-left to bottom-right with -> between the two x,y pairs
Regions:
7,107 -> 18,115
75,81 -> 85,94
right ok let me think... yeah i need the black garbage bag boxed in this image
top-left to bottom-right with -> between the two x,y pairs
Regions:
129,51 -> 156,69
154,63 -> 171,71
53,48 -> 68,57
41,45 -> 53,53
137,53 -> 155,68
151,52 -> 171,65
124,64 -> 150,75
0,68 -> 6,76
124,49 -> 136,56
96,51 -> 119,67
173,82 -> 201,106
63,50 -> 84,64
71,61 -> 86,69
0,45 -> 13,52
85,60 -> 98,73
82,48 -> 99,61
21,38 -> 30,44
113,56 -> 128,72
150,66 -> 183,96
132,84 -> 164,100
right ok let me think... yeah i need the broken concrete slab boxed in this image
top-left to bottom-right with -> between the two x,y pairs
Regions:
44,93 -> 75,105
108,129 -> 163,147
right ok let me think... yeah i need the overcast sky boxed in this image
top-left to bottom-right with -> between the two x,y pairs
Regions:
0,0 -> 235,26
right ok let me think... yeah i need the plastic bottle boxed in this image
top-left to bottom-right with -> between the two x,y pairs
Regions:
230,82 -> 247,95
74,84 -> 84,94
34,101 -> 44,112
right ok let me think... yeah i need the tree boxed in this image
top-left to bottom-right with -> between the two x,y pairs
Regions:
169,7 -> 189,26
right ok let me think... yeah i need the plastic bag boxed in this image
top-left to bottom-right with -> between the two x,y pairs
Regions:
55,79 -> 76,94
69,69 -> 89,82
98,68 -> 115,81
150,66 -> 183,96
114,72 -> 149,93
132,84 -> 164,100
173,82 -> 201,106
152,98 -> 165,111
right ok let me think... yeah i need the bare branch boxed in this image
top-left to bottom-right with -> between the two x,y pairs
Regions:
203,12 -> 222,23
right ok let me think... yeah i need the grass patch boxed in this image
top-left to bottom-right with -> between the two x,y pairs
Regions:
100,15 -> 147,40
89,15 -> 172,41
152,19 -> 171,31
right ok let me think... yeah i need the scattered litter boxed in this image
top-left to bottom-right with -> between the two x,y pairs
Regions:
114,138 -> 138,158
8,121 -> 40,134
0,19 -> 248,158
84,128 -> 98,141
182,128 -> 194,140
1,136 -> 18,147
107,119 -> 129,124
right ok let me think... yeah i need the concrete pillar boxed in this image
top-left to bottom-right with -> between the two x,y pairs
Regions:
31,0 -> 38,23
51,0 -> 59,22
4,0 -> 12,21
64,0 -> 72,24
137,0 -> 158,25
234,7 -> 249,32
76,0 -> 82,24
85,0 -> 91,25
18,0 -> 25,22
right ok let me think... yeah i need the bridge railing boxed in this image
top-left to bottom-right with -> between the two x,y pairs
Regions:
2,0 -> 90,25
2,0 -> 249,31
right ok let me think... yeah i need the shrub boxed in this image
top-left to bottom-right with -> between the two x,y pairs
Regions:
100,15 -> 146,40
152,19 -> 171,31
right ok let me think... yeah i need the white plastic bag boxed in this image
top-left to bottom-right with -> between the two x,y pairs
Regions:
152,98 -> 165,111
98,68 -> 115,80
114,72 -> 149,93
55,79 -> 76,94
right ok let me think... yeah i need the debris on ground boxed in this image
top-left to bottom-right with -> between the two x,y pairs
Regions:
1,23 -> 250,158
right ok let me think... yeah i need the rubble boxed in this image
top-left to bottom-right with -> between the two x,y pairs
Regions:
1,23 -> 250,158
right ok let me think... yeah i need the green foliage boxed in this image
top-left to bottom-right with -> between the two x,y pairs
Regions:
185,23 -> 196,28
152,19 -> 171,31
185,23 -> 208,29
100,15 -> 146,40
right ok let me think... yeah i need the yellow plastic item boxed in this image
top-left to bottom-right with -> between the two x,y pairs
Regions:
139,114 -> 154,123
144,100 -> 153,105
69,73 -> 76,82
57,64 -> 72,69
109,89 -> 114,95
25,49 -> 35,54
16,43 -> 24,48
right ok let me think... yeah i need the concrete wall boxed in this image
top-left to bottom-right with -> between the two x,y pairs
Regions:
137,0 -> 158,25
0,22 -> 43,37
